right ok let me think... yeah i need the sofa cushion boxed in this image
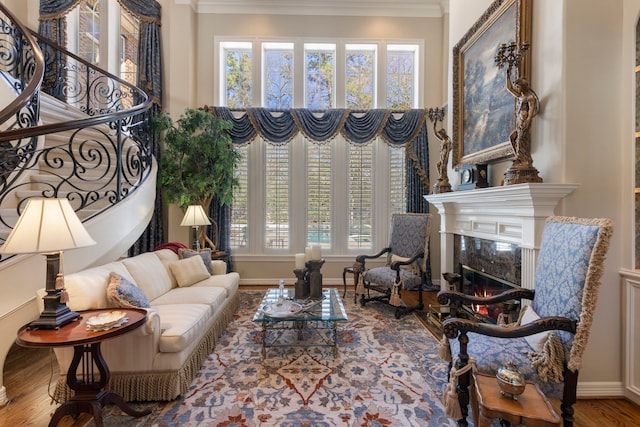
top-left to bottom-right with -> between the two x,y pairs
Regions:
153,304 -> 211,353
64,262 -> 136,311
192,272 -> 240,297
122,252 -> 173,301
169,256 -> 211,287
150,286 -> 226,310
179,248 -> 213,275
153,249 -> 180,287
107,272 -> 151,309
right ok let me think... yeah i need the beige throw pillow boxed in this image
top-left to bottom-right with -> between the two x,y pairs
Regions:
179,248 -> 213,275
169,255 -> 211,287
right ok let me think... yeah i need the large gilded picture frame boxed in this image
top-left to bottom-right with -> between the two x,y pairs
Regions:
452,0 -> 532,168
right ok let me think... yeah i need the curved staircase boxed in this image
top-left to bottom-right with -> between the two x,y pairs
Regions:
0,5 -> 157,405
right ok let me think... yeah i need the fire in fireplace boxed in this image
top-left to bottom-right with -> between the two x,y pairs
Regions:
458,264 -> 521,324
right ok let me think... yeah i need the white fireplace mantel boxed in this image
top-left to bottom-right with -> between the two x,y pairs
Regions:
424,183 -> 579,289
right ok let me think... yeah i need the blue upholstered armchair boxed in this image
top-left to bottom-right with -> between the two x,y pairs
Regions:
355,213 -> 432,319
437,216 -> 614,427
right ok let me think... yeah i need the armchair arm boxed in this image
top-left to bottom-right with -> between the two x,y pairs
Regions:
356,247 -> 391,266
437,287 -> 535,306
389,251 -> 424,272
442,316 -> 578,340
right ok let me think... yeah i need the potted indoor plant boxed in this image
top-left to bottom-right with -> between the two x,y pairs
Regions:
154,108 -> 241,250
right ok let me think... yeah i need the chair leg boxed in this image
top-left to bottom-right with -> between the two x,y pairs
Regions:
456,332 -> 471,427
561,368 -> 578,427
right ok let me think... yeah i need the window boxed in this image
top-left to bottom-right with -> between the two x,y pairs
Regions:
346,44 -> 376,109
78,0 -> 100,65
263,42 -> 294,108
218,39 -> 421,256
221,42 -> 252,109
305,43 -> 335,109
119,9 -> 139,88
65,1 -> 140,94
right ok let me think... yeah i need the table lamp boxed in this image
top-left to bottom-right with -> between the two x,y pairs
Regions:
0,198 -> 96,329
180,205 -> 211,250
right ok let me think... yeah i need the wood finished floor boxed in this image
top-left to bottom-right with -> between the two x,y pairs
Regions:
1,289 -> 639,426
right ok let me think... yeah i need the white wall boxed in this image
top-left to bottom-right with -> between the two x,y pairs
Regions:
449,0 -> 628,396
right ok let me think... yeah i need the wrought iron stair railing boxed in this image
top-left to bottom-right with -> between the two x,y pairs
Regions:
0,4 -> 154,257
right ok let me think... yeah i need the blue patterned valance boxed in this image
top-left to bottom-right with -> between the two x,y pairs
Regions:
208,107 -> 428,148
207,106 -> 431,214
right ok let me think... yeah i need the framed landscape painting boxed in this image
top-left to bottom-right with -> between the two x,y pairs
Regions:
452,0 -> 532,168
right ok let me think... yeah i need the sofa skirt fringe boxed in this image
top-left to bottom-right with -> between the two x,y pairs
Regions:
52,291 -> 241,403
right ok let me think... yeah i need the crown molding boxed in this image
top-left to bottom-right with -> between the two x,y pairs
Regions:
173,0 -> 448,18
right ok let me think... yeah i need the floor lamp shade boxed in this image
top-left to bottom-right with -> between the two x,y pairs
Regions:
0,198 -> 96,329
181,205 -> 211,250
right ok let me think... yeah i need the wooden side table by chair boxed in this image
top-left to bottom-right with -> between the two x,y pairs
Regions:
471,372 -> 561,427
342,265 -> 361,303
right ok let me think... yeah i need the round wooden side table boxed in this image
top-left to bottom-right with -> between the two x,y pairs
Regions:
16,308 -> 150,427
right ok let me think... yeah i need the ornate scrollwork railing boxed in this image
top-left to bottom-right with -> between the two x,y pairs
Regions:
0,4 -> 154,251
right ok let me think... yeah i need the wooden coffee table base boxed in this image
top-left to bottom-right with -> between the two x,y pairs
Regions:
471,372 -> 561,427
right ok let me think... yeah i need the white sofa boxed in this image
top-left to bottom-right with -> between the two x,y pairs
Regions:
49,248 -> 240,402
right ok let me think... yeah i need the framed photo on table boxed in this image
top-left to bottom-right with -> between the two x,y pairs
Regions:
452,0 -> 532,168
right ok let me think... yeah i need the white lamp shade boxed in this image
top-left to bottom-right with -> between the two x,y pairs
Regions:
0,198 -> 96,254
180,205 -> 211,227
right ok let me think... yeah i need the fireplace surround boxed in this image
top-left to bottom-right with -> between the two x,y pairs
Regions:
424,183 -> 578,290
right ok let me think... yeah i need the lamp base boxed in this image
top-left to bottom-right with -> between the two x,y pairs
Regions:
29,252 -> 81,329
29,301 -> 80,330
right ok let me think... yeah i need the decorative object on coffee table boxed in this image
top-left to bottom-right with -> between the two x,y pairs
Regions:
495,41 -> 543,185
307,258 -> 325,299
429,107 -> 452,193
294,268 -> 309,299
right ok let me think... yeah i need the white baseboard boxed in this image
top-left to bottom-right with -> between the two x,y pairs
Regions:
576,381 -> 625,398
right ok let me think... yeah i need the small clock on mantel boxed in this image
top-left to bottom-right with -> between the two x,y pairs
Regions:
458,164 -> 488,191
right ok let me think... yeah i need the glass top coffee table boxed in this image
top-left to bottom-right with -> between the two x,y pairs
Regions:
252,288 -> 348,359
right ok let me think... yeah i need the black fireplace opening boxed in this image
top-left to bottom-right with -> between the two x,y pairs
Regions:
458,264 -> 521,324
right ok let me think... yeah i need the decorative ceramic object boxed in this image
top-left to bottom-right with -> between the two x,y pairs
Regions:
496,361 -> 526,399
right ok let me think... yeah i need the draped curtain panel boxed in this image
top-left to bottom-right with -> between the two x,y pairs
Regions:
119,0 -> 165,256
208,107 -> 432,282
38,0 -> 80,96
38,0 -> 164,255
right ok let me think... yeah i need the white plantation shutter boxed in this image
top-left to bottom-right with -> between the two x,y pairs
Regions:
230,145 -> 249,248
348,144 -> 373,250
265,144 -> 290,249
307,142 -> 332,249
389,146 -> 406,215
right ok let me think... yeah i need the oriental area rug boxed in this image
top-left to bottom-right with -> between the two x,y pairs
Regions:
98,291 -> 457,426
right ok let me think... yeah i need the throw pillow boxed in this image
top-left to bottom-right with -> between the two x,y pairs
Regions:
520,305 -> 550,351
169,255 -> 211,287
389,254 -> 420,276
107,272 -> 151,309
179,248 -> 213,275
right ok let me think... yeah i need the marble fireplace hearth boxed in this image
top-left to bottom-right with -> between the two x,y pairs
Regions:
424,183 -> 578,290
